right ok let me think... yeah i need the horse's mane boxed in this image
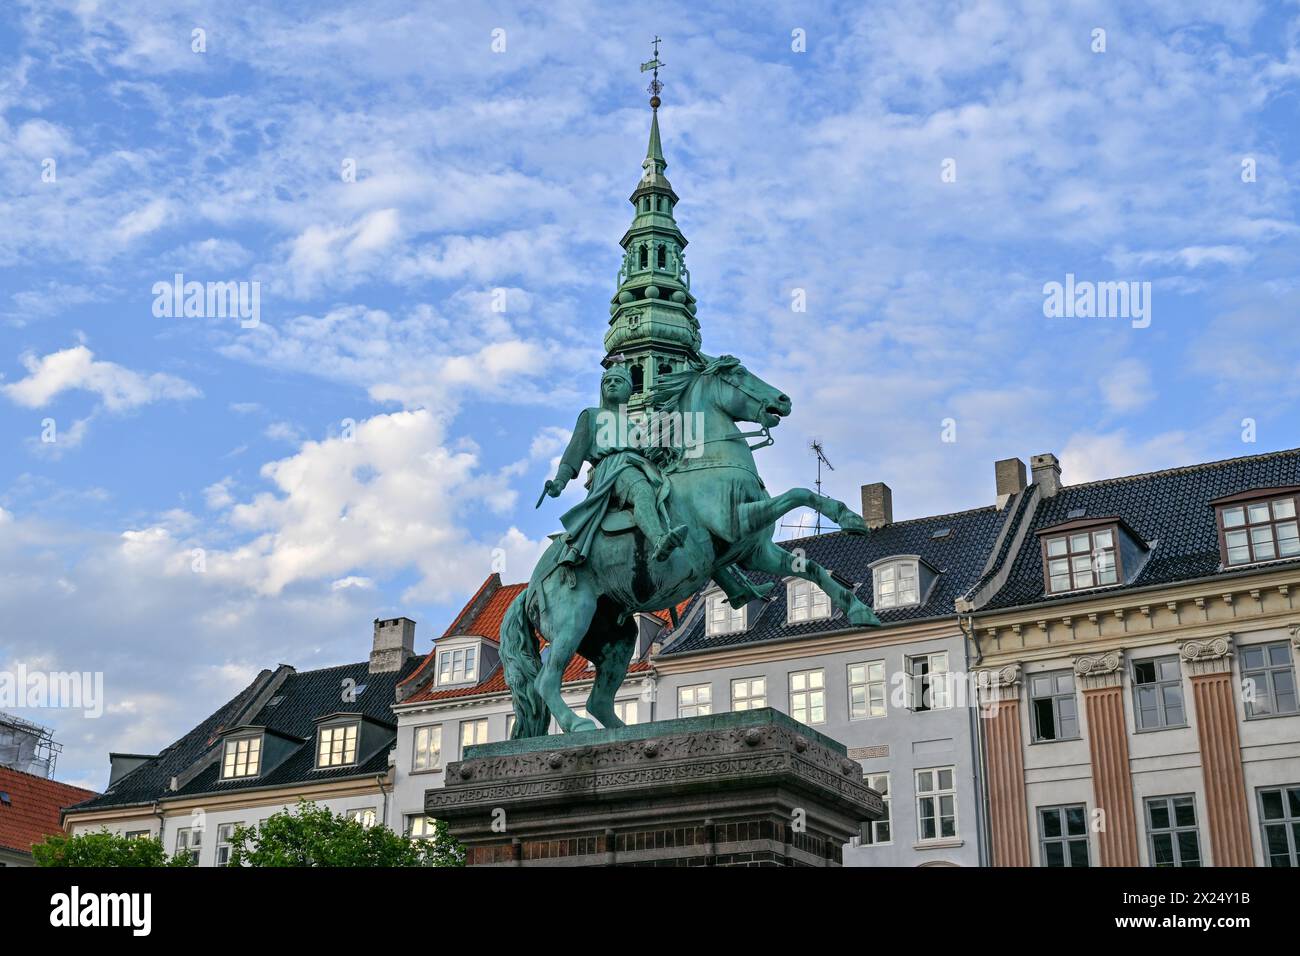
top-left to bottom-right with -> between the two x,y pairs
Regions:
647,353 -> 737,414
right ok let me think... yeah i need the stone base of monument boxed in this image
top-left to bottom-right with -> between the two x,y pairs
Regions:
425,708 -> 882,867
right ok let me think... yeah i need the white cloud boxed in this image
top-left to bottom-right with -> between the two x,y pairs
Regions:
1099,358 -> 1154,413
2,346 -> 200,412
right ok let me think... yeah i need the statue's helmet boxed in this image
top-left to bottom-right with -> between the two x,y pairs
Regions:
601,365 -> 633,389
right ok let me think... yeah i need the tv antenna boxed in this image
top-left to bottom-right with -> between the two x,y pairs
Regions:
810,439 -> 834,535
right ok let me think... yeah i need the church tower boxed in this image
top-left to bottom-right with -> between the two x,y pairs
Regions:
602,44 -> 701,412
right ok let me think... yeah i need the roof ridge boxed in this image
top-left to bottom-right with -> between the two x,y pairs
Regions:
0,765 -> 96,796
1060,445 -> 1300,492
778,502 -> 998,546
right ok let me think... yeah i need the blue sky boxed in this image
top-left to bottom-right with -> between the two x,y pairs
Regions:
1,0 -> 1298,788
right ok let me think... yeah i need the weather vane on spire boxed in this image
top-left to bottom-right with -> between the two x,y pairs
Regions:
641,36 -> 664,109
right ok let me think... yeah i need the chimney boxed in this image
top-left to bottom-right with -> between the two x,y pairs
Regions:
994,457 -> 1027,509
1030,453 -> 1062,498
860,482 -> 893,529
370,617 -> 416,674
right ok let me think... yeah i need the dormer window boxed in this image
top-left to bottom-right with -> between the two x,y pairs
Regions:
1044,527 -> 1118,592
787,580 -> 831,623
317,722 -> 359,768
873,559 -> 919,609
705,591 -> 747,636
437,646 -> 477,686
1214,490 -> 1300,567
220,734 -> 262,780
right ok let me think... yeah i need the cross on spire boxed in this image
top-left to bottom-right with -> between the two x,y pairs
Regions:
640,36 -> 664,109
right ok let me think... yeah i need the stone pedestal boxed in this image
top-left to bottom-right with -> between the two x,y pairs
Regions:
425,709 -> 882,867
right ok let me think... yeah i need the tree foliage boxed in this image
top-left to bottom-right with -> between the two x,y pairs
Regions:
33,829 -> 195,867
226,800 -> 465,867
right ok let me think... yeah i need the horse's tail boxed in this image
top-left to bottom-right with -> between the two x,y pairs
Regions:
500,589 -> 549,738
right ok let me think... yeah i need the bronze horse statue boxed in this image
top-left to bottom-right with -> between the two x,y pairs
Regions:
501,354 -> 881,736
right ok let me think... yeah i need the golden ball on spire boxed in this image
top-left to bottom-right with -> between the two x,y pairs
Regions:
649,95 -> 661,109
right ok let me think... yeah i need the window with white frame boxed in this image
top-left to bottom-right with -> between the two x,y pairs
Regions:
1038,804 -> 1088,866
215,822 -> 240,866
408,814 -> 438,840
873,559 -> 919,609
786,580 -> 830,623
220,734 -> 262,779
412,724 -> 442,772
731,677 -> 767,711
175,826 -> 202,864
1043,527 -> 1119,593
860,773 -> 891,845
614,699 -> 640,725
1218,494 -> 1300,566
705,592 -> 746,636
460,718 -> 489,752
124,829 -> 151,840
789,669 -> 825,725
438,646 -> 478,685
1259,784 -> 1300,867
348,808 -> 377,828
916,767 -> 957,841
1145,795 -> 1200,867
907,652 -> 951,712
848,661 -> 886,719
678,683 -> 712,717
317,722 -> 359,767
1241,641 -> 1298,718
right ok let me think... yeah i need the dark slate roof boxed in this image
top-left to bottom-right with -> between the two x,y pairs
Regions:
980,447 -> 1300,611
67,657 -> 422,813
659,503 -> 1007,656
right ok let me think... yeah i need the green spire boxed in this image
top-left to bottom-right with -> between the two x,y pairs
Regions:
602,52 -> 701,410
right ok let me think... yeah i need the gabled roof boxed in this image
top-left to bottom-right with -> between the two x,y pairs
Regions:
67,656 -> 422,814
0,766 -> 96,855
659,503 -> 1007,657
979,447 -> 1300,612
401,573 -> 678,706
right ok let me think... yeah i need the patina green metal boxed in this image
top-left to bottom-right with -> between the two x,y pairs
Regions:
500,85 -> 881,739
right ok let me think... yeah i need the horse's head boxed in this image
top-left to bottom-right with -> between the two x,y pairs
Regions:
702,354 -> 792,429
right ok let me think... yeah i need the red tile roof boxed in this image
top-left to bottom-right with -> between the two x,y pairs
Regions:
401,574 -> 686,705
0,766 -> 97,856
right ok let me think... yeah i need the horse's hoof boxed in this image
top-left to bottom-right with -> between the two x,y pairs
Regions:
569,718 -> 598,733
848,604 -> 883,627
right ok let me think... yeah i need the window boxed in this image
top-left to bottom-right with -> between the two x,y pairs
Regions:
408,815 -> 438,840
124,830 -> 151,840
506,713 -> 516,738
705,592 -> 746,636
220,735 -> 261,779
1038,805 -> 1088,867
787,580 -> 831,623
731,677 -> 766,711
460,719 -> 489,752
1258,785 -> 1300,867
916,767 -> 957,841
656,244 -> 666,269
614,699 -> 640,724
789,669 -> 825,725
908,652 -> 951,712
873,559 -> 919,609
317,722 -> 359,767
848,661 -> 886,720
860,773 -> 891,845
1044,527 -> 1118,593
437,646 -> 477,685
678,684 -> 712,717
175,826 -> 202,864
1030,671 -> 1079,741
215,822 -> 240,866
1241,641 -> 1298,718
348,808 -> 377,828
1133,656 -> 1185,730
1219,494 -> 1300,566
639,244 -> 648,269
412,724 -> 442,772
1145,795 -> 1200,867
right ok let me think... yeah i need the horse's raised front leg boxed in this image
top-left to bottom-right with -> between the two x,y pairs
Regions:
535,589 -> 600,733
741,538 -> 882,627
737,488 -> 869,538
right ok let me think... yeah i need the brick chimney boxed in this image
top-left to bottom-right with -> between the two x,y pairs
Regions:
860,482 -> 893,529
994,457 -> 1027,509
1030,453 -> 1062,498
370,617 -> 416,673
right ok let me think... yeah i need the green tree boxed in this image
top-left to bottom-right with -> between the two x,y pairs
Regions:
33,830 -> 195,867
226,800 -> 465,867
